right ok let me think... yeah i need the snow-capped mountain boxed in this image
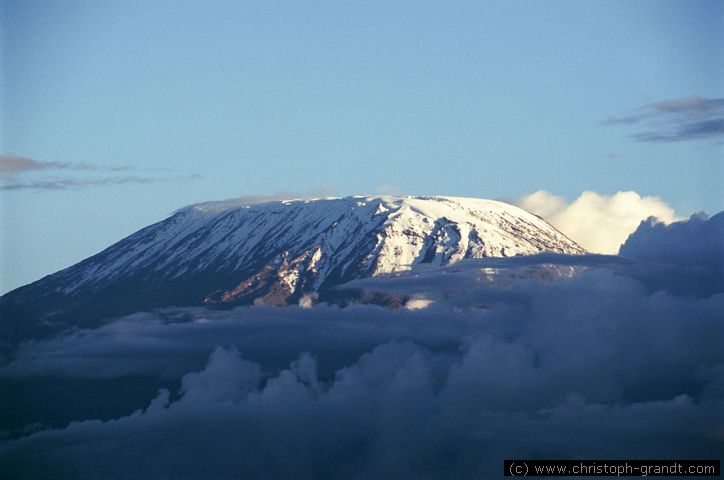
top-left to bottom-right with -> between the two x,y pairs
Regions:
1,195 -> 584,341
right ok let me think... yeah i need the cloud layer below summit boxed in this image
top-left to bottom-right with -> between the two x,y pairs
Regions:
1,212 -> 722,479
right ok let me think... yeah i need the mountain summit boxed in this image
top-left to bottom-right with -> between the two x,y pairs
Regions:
1,195 -> 584,340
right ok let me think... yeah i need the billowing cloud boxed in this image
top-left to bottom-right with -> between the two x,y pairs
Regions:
620,211 -> 724,295
515,190 -> 680,254
0,214 -> 721,479
603,96 -> 724,143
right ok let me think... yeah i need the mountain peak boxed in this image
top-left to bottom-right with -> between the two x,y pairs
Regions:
1,195 -> 584,340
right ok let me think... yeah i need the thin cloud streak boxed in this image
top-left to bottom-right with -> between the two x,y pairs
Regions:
603,96 -> 724,143
632,118 -> 724,143
0,154 -> 70,175
1,174 -> 202,191
0,154 -> 131,176
175,187 -> 336,213
0,154 -> 201,191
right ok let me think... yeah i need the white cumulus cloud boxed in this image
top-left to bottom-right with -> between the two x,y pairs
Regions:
515,190 -> 680,254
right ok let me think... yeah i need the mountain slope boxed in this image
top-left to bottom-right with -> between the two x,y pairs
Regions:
1,195 -> 584,341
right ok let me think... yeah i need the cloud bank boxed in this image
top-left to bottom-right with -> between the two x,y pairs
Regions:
620,211 -> 724,295
515,190 -> 680,254
0,213 -> 722,479
604,96 -> 724,143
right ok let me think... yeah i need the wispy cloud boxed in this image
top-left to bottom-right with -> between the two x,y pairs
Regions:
229,187 -> 335,205
1,174 -> 202,191
0,154 -> 131,175
375,183 -> 400,195
0,154 -> 200,191
177,187 -> 335,213
603,96 -> 724,143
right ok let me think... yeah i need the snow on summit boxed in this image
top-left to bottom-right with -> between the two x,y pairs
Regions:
152,194 -> 584,286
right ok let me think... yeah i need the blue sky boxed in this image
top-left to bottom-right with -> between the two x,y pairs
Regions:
1,0 -> 722,292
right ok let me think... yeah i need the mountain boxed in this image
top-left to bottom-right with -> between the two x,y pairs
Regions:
0,195 -> 584,342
